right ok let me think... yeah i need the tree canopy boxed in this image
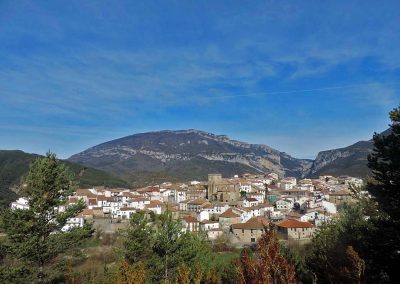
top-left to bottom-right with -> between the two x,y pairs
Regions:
0,152 -> 93,282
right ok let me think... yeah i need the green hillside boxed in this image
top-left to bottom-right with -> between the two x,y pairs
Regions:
0,150 -> 130,208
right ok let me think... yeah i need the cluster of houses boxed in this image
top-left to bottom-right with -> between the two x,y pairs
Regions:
10,173 -> 362,246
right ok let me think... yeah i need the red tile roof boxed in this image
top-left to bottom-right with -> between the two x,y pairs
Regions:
219,208 -> 240,218
183,216 -> 198,223
88,198 -> 97,206
245,198 -> 258,202
81,209 -> 94,216
231,216 -> 269,230
276,219 -> 314,228
286,212 -> 303,218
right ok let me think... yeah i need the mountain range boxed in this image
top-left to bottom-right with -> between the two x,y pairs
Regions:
68,129 -> 383,186
0,128 -> 384,207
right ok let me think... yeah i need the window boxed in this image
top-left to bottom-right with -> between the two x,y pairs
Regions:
251,238 -> 256,243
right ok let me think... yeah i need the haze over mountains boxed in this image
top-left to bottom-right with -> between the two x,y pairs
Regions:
68,129 -> 383,185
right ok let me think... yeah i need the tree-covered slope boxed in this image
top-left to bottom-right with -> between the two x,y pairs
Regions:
0,150 -> 130,208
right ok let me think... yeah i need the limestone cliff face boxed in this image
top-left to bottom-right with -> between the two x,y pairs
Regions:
307,128 -> 394,178
69,128 -> 389,183
308,140 -> 374,178
69,129 -> 313,182
311,149 -> 355,173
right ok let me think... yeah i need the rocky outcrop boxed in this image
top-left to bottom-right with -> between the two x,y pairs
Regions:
69,128 -> 389,183
308,140 -> 374,178
69,129 -> 313,182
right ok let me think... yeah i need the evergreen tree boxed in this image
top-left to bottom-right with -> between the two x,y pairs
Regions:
367,106 -> 400,220
153,211 -> 184,282
364,106 -> 400,282
0,152 -> 93,282
122,211 -> 154,266
122,210 -> 213,283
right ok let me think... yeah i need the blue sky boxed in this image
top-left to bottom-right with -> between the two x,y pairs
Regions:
0,0 -> 399,159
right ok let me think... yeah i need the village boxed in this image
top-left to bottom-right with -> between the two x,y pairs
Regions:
11,172 -> 363,247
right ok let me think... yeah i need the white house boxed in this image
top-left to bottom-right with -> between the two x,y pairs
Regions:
160,188 -> 174,202
126,197 -> 150,210
259,203 -> 275,216
276,199 -> 294,210
298,183 -> 314,192
62,216 -> 84,231
280,182 -> 294,191
246,206 -> 262,219
175,189 -> 187,203
321,200 -> 337,214
202,202 -> 230,215
282,177 -> 297,186
200,220 -> 220,231
239,183 -> 252,193
10,197 -> 86,230
341,176 -> 363,188
197,210 -> 210,222
113,207 -> 137,219
11,197 -> 30,210
243,198 -> 259,208
234,208 -> 254,223
302,209 -> 330,224
247,192 -> 265,203
182,216 -> 200,233
270,210 -> 283,220
179,200 -> 190,211
145,201 -> 163,215
207,229 -> 224,240
187,198 -> 209,212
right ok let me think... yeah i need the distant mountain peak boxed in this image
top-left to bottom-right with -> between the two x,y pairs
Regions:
68,129 -> 313,185
68,128 -> 389,185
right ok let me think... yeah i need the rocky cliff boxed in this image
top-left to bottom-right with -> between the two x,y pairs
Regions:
69,129 -> 313,185
308,128 -> 390,178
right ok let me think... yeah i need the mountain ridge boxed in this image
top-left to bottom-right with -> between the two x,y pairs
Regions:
308,128 -> 391,177
69,128 -> 390,184
68,129 -> 313,185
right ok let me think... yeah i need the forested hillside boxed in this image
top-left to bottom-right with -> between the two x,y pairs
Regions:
0,150 -> 130,208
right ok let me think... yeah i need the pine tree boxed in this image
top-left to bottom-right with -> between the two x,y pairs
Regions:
122,211 -> 154,265
367,106 -> 400,220
153,211 -> 183,282
0,152 -> 93,282
364,106 -> 400,282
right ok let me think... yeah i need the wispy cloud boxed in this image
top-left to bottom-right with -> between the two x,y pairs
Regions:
0,0 -> 399,158
346,83 -> 398,108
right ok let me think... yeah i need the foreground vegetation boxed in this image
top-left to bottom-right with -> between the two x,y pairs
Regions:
0,106 -> 399,283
